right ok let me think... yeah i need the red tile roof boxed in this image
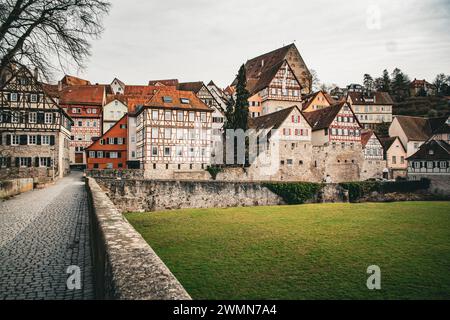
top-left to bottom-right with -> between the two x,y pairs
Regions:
59,85 -> 105,106
148,79 -> 179,86
143,88 -> 213,112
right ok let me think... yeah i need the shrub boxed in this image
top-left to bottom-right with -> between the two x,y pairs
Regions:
340,178 -> 431,202
263,182 -> 323,204
207,166 -> 223,180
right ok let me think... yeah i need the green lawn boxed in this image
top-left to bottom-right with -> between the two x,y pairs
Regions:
125,202 -> 450,300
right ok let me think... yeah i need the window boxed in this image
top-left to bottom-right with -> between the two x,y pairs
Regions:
164,128 -> 172,139
152,128 -> 159,139
42,135 -> 50,145
11,111 -> 19,123
44,113 -> 53,124
87,108 -> 92,114
109,152 -> 118,159
89,151 -> 96,158
152,146 -> 158,156
97,151 -> 103,158
164,147 -> 171,157
180,98 -> 190,104
152,110 -> 159,120
11,135 -> 19,145
30,94 -> 38,103
165,111 -> 172,121
29,112 -> 37,123
189,112 -> 195,122
19,157 -> 29,167
39,157 -> 50,167
400,156 -> 405,164
189,129 -> 196,140
201,112 -> 207,122
176,146 -> 183,157
392,156 -> 397,164
108,137 -> 114,144
177,111 -> 184,122
10,93 -> 18,102
287,159 -> 293,165
176,129 -> 184,140
28,135 -> 37,145
92,109 -> 97,114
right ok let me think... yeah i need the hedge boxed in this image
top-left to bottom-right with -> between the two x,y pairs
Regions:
263,182 -> 323,205
339,178 -> 431,202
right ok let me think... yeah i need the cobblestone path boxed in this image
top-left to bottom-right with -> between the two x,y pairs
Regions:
0,172 -> 94,300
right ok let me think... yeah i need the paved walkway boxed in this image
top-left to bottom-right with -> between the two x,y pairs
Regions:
0,172 -> 94,300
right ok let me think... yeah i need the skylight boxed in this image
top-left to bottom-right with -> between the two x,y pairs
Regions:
162,96 -> 173,103
180,98 -> 190,104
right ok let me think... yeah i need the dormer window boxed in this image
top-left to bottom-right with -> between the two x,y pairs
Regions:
180,98 -> 190,104
429,150 -> 434,155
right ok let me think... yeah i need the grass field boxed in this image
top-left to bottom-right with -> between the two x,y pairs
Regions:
125,202 -> 450,300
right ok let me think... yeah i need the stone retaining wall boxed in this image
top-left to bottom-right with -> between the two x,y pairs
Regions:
0,178 -> 33,199
85,177 -> 191,300
94,178 -> 286,212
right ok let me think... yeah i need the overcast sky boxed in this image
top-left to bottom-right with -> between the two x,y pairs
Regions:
62,0 -> 450,88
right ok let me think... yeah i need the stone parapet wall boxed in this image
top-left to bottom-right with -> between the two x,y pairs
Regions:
0,178 -> 33,198
86,177 -> 191,300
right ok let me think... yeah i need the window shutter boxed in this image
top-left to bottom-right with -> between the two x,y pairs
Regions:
15,157 -> 19,167
37,135 -> 42,145
5,134 -> 10,145
114,138 -> 118,144
35,157 -> 39,167
50,135 -> 55,146
27,157 -> 32,167
6,157 -> 11,168
20,135 -> 27,145
118,152 -> 121,158
47,157 -> 51,168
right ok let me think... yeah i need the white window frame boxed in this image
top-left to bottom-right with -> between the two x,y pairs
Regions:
41,135 -> 50,145
10,93 -> 18,102
29,112 -> 37,123
44,113 -> 53,124
11,135 -> 19,145
28,135 -> 37,145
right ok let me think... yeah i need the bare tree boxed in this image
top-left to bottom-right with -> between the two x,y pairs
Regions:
0,0 -> 111,79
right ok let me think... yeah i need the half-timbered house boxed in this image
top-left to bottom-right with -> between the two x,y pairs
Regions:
360,130 -> 387,180
59,85 -> 106,166
135,88 -> 213,179
0,65 -> 72,183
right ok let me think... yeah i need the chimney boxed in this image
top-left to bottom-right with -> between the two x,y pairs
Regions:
261,59 -> 264,68
33,68 -> 39,80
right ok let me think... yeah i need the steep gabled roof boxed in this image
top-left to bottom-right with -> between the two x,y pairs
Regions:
407,140 -> 450,160
111,77 -> 125,87
249,106 -> 300,131
302,102 -> 346,131
380,136 -> 405,152
302,90 -> 336,110
86,114 -> 128,151
61,75 -> 91,86
361,130 -> 373,148
177,81 -> 205,94
394,116 -> 449,141
148,79 -> 179,86
244,44 -> 295,81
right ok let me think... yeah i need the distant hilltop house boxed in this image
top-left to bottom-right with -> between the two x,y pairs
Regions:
346,91 -> 394,130
410,78 -> 436,97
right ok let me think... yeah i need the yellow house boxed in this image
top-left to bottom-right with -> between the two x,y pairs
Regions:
301,91 -> 335,112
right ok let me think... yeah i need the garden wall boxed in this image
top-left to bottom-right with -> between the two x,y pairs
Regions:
0,178 -> 33,199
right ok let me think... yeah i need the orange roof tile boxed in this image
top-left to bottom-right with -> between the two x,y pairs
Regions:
59,85 -> 105,106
